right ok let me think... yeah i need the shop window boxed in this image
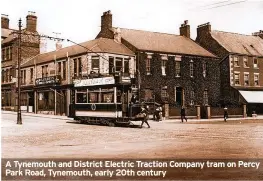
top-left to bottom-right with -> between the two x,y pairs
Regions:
21,93 -> 27,106
38,91 -> 55,110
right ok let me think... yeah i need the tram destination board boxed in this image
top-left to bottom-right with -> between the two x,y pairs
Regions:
74,77 -> 115,87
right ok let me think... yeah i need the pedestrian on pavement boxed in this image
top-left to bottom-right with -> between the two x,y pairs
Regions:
181,106 -> 187,122
140,106 -> 150,128
224,106 -> 228,122
154,105 -> 162,122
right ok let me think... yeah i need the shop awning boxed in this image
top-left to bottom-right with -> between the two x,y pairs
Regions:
239,90 -> 263,103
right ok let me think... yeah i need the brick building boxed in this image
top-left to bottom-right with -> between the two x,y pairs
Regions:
196,23 -> 263,115
1,12 -> 40,111
96,11 -> 221,118
19,38 -> 135,115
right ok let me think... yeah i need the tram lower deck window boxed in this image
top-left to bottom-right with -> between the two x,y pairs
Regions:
76,88 -> 114,103
76,92 -> 87,103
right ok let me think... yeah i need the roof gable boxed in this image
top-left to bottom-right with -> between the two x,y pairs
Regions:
112,27 -> 216,57
211,30 -> 263,56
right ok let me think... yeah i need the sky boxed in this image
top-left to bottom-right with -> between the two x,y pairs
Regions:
1,0 -> 263,52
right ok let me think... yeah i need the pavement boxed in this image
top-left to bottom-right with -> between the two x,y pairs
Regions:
2,110 -> 263,122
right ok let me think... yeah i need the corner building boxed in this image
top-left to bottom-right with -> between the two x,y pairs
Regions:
96,11 -> 221,118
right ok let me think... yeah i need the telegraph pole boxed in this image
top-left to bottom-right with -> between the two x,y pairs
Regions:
17,18 -> 22,124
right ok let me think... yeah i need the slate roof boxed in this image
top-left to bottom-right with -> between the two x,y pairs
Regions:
1,28 -> 14,39
211,30 -> 263,56
111,27 -> 216,58
21,38 -> 134,68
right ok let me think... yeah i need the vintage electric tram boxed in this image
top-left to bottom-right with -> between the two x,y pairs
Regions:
68,73 -> 147,126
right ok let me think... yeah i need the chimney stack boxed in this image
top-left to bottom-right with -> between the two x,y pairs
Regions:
26,11 -> 37,32
197,22 -> 211,40
101,10 -> 112,32
180,20 -> 190,38
1,14 -> 9,29
252,30 -> 263,39
114,27 -> 121,43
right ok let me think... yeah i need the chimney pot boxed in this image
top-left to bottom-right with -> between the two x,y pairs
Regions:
101,10 -> 112,32
180,20 -> 190,38
1,14 -> 9,29
26,11 -> 37,32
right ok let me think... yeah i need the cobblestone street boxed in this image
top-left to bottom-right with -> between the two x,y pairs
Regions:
2,112 -> 263,159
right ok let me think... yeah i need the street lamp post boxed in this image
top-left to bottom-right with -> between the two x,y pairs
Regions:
17,18 -> 22,124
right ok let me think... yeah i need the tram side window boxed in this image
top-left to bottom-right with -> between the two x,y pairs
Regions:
89,92 -> 98,103
76,91 -> 87,103
101,92 -> 113,103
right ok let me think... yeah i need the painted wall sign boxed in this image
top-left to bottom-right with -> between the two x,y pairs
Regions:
35,76 -> 61,86
74,77 -> 115,87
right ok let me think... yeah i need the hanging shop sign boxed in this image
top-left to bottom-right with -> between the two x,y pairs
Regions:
35,76 -> 61,86
74,77 -> 115,87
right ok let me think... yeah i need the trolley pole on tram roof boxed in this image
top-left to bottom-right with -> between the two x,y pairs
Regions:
17,18 -> 22,125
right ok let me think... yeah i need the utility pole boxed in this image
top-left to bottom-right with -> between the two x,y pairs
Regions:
17,18 -> 22,124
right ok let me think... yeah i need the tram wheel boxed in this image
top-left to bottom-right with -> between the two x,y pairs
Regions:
108,121 -> 115,127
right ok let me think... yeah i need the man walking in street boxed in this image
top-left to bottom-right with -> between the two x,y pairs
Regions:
181,106 -> 187,122
224,106 -> 228,122
140,106 -> 150,128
